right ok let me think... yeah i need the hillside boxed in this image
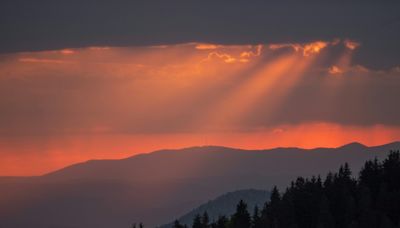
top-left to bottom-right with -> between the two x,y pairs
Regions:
171,151 -> 400,228
0,142 -> 399,227
161,189 -> 270,228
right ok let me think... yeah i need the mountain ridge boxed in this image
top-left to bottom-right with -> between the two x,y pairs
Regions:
1,141 -> 400,227
41,141 -> 400,181
35,141 -> 399,179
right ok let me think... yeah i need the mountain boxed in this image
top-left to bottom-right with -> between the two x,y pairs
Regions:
0,142 -> 399,227
164,151 -> 400,228
161,189 -> 270,228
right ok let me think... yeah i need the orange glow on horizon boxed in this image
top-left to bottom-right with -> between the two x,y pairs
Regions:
0,123 -> 399,176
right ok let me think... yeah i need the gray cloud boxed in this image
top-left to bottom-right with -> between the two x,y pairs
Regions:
0,0 -> 399,69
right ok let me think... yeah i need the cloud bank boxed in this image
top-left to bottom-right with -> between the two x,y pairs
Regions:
1,0 -> 400,69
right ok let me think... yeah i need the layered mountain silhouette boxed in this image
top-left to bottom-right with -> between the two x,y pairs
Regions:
1,142 -> 399,227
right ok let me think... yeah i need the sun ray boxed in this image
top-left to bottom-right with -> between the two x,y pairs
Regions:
196,53 -> 299,131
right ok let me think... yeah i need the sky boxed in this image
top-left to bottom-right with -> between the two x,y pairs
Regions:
1,1 -> 400,176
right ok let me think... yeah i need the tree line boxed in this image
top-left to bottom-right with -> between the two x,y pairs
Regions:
171,151 -> 400,228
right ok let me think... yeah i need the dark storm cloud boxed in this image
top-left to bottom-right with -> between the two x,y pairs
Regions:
0,0 -> 399,70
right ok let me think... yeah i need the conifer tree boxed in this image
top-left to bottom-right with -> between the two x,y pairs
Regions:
252,206 -> 262,228
316,195 -> 334,228
215,216 -> 228,228
173,220 -> 186,228
230,200 -> 251,228
188,152 -> 400,228
201,212 -> 210,228
193,214 -> 202,228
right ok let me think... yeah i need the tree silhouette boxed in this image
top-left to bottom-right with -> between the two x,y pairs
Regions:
230,200 -> 251,228
252,206 -> 262,228
201,212 -> 210,228
173,220 -> 187,228
215,216 -> 228,228
171,151 -> 400,228
192,214 -> 202,228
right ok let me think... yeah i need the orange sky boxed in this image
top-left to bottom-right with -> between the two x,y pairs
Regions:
1,41 -> 400,176
1,123 -> 400,176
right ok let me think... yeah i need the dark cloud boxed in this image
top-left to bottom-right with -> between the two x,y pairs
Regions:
1,0 -> 399,69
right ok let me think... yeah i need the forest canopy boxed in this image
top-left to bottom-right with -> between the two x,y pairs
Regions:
170,151 -> 400,228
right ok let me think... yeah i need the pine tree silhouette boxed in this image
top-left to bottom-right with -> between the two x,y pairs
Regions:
201,212 -> 209,228
192,214 -> 202,228
230,200 -> 251,228
186,150 -> 400,228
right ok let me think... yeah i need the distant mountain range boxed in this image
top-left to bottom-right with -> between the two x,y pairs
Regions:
160,189 -> 270,228
1,142 -> 399,227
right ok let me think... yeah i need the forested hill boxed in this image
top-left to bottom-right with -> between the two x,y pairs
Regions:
172,151 -> 400,228
162,189 -> 270,228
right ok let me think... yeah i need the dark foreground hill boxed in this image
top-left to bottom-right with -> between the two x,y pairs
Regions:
172,151 -> 400,228
0,142 -> 399,227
